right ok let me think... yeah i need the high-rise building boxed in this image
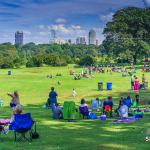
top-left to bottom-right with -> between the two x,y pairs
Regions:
89,29 -> 96,45
96,39 -> 99,46
76,37 -> 86,45
51,29 -> 56,39
50,30 -> 57,44
68,39 -> 72,44
15,31 -> 23,46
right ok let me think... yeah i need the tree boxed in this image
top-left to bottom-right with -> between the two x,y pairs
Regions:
0,44 -> 18,68
103,7 -> 150,64
79,55 -> 96,66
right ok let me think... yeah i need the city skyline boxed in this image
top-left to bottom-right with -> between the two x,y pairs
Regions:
0,0 -> 149,44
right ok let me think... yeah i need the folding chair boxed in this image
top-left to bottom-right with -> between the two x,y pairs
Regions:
90,100 -> 100,111
104,105 -> 112,117
9,113 -> 34,142
79,106 -> 89,119
62,101 -> 79,120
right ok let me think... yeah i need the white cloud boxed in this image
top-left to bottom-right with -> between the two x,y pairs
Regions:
55,18 -> 67,24
39,32 -> 49,36
71,25 -> 81,30
48,24 -> 85,35
38,25 -> 45,30
23,30 -> 32,35
48,24 -> 70,33
100,12 -> 114,22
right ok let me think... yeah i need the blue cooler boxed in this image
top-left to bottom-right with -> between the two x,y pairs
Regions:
107,82 -> 112,90
100,115 -> 106,121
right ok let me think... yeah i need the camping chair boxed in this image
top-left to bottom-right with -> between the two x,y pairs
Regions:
62,101 -> 79,120
104,105 -> 112,117
133,101 -> 137,108
90,100 -> 100,111
9,113 -> 34,142
79,106 -> 89,119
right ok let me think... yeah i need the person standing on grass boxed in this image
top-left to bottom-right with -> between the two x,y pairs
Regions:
135,94 -> 140,105
48,87 -> 58,111
131,75 -> 136,90
72,88 -> 77,98
8,91 -> 20,109
134,77 -> 139,92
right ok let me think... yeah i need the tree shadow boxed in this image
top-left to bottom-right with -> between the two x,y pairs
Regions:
0,97 -> 150,150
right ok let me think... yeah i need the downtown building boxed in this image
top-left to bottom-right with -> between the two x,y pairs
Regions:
15,31 -> 23,46
76,37 -> 86,45
89,29 -> 96,45
50,29 -> 67,44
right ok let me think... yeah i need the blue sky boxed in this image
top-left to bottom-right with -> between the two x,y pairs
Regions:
0,0 -> 149,44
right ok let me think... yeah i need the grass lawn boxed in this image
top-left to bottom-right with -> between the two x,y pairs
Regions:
0,65 -> 150,150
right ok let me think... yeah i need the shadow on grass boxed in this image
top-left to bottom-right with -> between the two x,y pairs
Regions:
0,93 -> 150,150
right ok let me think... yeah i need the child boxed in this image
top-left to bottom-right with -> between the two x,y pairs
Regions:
72,88 -> 77,98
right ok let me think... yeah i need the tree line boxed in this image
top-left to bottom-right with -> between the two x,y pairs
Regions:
0,42 -> 99,68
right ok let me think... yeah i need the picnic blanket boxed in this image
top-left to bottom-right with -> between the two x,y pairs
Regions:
110,117 -> 136,124
0,119 -> 10,125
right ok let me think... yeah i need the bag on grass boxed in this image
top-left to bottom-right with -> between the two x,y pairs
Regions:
88,112 -> 97,119
32,122 -> 39,139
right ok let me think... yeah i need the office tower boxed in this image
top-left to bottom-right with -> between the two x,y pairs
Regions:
51,29 -> 56,39
143,0 -> 150,7
68,39 -> 72,44
89,29 -> 96,45
96,39 -> 99,46
15,31 -> 23,46
76,37 -> 86,45
50,30 -> 57,44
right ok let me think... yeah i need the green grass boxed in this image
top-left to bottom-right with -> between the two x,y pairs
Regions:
0,65 -> 150,150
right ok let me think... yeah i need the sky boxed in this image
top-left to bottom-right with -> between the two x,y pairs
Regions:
0,0 -> 149,44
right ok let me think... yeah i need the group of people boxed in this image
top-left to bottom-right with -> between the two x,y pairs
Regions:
45,86 -> 140,120
79,95 -> 140,119
131,74 -> 147,91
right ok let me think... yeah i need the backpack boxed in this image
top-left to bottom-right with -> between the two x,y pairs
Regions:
32,122 -> 39,139
88,112 -> 97,119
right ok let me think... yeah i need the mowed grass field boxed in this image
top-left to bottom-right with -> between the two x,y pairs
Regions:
0,65 -> 150,150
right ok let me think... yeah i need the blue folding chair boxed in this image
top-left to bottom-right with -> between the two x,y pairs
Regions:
9,113 -> 34,142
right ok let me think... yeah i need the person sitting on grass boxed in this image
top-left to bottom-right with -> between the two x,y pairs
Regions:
118,100 -> 128,119
90,98 -> 101,110
123,96 -> 132,109
8,91 -> 20,110
3,104 -> 23,134
115,97 -> 124,116
103,96 -> 114,117
79,99 -> 89,119
53,103 -> 62,120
